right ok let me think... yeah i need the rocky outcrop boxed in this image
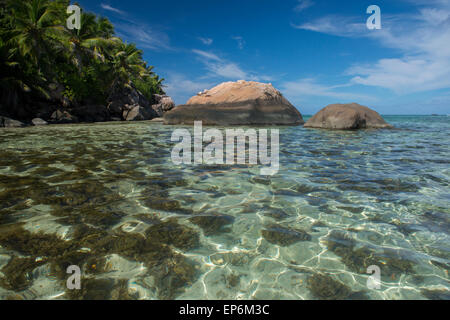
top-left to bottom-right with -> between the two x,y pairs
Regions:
50,110 -> 78,124
0,116 -> 25,128
164,80 -> 304,125
123,105 -> 151,121
107,82 -> 158,120
31,118 -> 48,126
151,94 -> 175,117
69,105 -> 110,123
305,103 -> 393,130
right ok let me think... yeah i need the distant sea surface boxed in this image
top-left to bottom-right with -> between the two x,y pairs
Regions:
0,115 -> 449,300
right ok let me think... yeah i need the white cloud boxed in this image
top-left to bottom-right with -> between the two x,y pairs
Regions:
191,49 -> 272,81
100,3 -> 125,15
293,3 -> 450,94
280,78 -> 375,102
164,73 -> 214,105
198,37 -> 213,45
191,49 -> 222,62
115,22 -> 171,51
294,0 -> 315,13
292,15 -> 366,37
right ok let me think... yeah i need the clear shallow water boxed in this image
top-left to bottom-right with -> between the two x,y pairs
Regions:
0,116 -> 449,300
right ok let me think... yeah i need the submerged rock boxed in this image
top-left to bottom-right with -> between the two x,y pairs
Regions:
0,257 -> 45,291
307,273 -> 359,300
305,103 -> 393,130
164,80 -> 304,125
262,224 -> 311,246
325,230 -> 415,277
189,215 -> 235,236
145,219 -> 200,250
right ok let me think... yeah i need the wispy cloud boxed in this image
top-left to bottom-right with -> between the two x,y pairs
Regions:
164,73 -> 214,105
294,0 -> 315,13
292,15 -> 366,37
100,3 -> 125,15
115,22 -> 172,51
198,37 -> 213,45
191,49 -> 221,62
191,49 -> 272,81
280,78 -> 375,102
232,36 -> 245,50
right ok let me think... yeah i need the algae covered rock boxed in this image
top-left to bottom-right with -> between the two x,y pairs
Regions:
0,257 -> 45,291
145,219 -> 200,250
326,230 -> 415,277
262,224 -> 311,246
189,214 -> 234,236
307,273 -> 353,300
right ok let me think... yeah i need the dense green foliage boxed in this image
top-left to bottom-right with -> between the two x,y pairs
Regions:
0,0 -> 164,110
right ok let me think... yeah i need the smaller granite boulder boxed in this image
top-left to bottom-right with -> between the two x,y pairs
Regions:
151,94 -> 175,117
31,118 -> 48,126
0,116 -> 26,128
305,103 -> 392,130
50,110 -> 78,124
123,105 -> 150,121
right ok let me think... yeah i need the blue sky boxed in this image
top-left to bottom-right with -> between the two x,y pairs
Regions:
76,0 -> 450,115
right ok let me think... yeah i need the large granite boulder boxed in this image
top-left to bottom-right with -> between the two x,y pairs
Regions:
164,80 -> 304,125
305,103 -> 393,130
0,116 -> 26,128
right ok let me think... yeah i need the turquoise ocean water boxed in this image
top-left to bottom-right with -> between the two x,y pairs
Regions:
0,115 -> 448,300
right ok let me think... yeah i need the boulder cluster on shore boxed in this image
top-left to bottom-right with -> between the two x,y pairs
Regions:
0,83 -> 175,128
0,80 -> 392,130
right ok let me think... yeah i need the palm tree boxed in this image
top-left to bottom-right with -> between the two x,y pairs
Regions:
0,38 -> 48,108
8,0 -> 64,67
109,42 -> 149,88
65,12 -> 119,72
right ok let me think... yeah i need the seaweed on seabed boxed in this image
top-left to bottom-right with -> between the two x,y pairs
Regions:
326,230 -> 415,278
262,224 -> 311,246
0,224 -> 74,258
307,273 -> 368,300
145,218 -> 200,250
421,288 -> 450,300
66,278 -> 136,300
0,257 -> 46,291
143,196 -> 193,215
151,253 -> 199,300
189,214 -> 234,236
0,221 -> 201,299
